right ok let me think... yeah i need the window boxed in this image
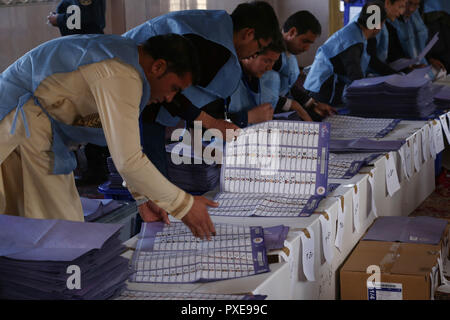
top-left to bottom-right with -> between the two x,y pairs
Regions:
169,0 -> 207,12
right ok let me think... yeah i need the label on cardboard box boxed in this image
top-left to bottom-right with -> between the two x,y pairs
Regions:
367,282 -> 403,300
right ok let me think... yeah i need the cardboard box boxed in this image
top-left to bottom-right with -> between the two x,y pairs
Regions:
340,241 -> 440,300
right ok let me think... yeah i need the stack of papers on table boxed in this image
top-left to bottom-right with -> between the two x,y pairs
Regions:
328,152 -> 381,179
209,120 -> 330,218
165,142 -> 221,194
0,215 -> 131,300
130,222 -> 270,283
116,290 -> 267,300
345,67 -> 436,119
81,197 -> 124,222
433,85 -> 450,109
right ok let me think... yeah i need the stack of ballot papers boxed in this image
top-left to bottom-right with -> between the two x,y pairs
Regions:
323,114 -> 404,152
328,152 -> 381,179
433,85 -> 450,109
0,215 -> 131,300
208,120 -> 330,218
165,142 -> 221,194
345,67 -> 436,119
81,197 -> 124,222
129,222 -> 271,283
116,290 -> 267,300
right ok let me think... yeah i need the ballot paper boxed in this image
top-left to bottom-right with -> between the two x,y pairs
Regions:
346,67 -> 436,119
434,86 -> 450,109
130,222 -> 269,283
363,216 -> 448,245
116,290 -> 267,300
0,215 -> 131,300
209,120 -> 330,217
328,152 -> 381,179
324,115 -> 401,139
81,197 -> 124,222
389,33 -> 439,71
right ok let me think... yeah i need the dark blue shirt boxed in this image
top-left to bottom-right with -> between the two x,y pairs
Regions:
56,0 -> 106,36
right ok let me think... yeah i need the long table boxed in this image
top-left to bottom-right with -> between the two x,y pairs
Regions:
120,119 -> 440,300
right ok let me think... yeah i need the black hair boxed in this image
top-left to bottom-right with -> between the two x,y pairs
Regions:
357,0 -> 388,28
142,33 -> 200,85
231,1 -> 280,41
260,33 -> 286,54
282,10 -> 322,36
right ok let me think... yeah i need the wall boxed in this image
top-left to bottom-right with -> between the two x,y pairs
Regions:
0,0 -> 330,72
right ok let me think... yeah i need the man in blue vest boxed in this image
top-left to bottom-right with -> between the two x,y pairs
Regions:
47,0 -> 106,36
264,10 -> 336,122
423,0 -> 450,72
392,0 -> 446,72
0,34 -> 218,240
123,2 -> 280,180
48,1 -> 109,187
304,1 -> 387,106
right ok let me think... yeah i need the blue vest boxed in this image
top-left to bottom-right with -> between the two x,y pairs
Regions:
391,12 -> 429,63
123,10 -> 241,127
304,22 -> 370,96
375,23 -> 389,63
423,0 -> 450,14
276,52 -> 300,96
0,34 -> 150,175
228,71 -> 280,114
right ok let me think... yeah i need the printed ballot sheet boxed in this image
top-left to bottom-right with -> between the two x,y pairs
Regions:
116,290 -> 266,300
328,152 -> 381,179
324,115 -> 400,139
210,120 -> 330,217
130,222 -> 269,284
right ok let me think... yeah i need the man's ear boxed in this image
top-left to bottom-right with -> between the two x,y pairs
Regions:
239,27 -> 256,42
286,27 -> 298,40
150,58 -> 168,77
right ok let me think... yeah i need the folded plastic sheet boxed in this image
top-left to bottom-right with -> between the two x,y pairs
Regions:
0,215 -> 131,300
345,67 -> 437,119
363,216 -> 448,245
81,197 -> 124,222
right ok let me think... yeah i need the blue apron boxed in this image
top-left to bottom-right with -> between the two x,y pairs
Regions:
123,10 -> 241,127
228,71 -> 280,114
304,21 -> 370,103
0,34 -> 150,175
277,52 -> 300,97
423,0 -> 450,14
391,12 -> 429,63
375,23 -> 389,63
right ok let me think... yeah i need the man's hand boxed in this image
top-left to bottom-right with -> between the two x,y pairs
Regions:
247,103 -> 274,124
291,100 -> 313,121
429,58 -> 446,72
196,111 -> 240,142
313,101 -> 337,117
47,12 -> 58,26
138,200 -> 170,225
181,196 -> 218,240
